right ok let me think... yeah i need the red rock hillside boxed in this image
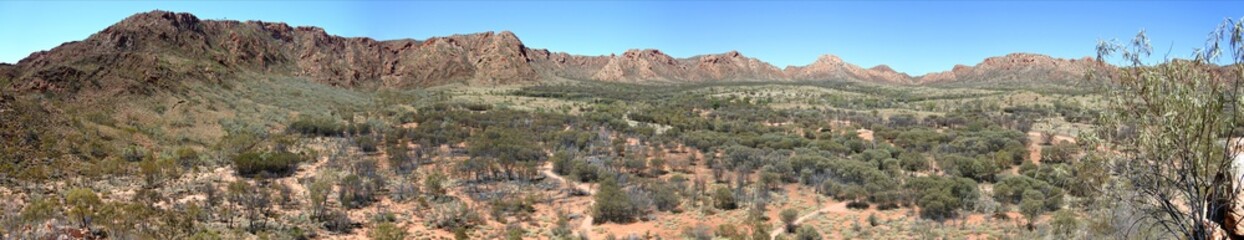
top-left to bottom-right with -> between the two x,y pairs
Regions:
4,10 -> 1121,93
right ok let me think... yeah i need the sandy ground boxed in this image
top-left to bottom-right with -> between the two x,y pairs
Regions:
856,129 -> 875,142
538,161 -> 596,237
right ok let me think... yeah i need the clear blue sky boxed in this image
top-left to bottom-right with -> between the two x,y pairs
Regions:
0,1 -> 1239,75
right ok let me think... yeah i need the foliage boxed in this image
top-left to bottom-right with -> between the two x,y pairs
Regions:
712,186 -> 738,210
780,208 -> 799,233
907,176 -> 979,221
592,177 -> 638,223
794,225 -> 822,240
65,188 -> 101,229
1094,23 -> 1244,239
287,116 -> 344,137
231,150 -> 302,177
368,222 -> 408,240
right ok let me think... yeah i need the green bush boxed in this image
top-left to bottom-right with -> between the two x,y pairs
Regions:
780,208 -> 799,233
592,178 -> 638,223
232,151 -> 302,177
287,117 -> 344,137
794,225 -> 822,240
712,186 -> 737,210
906,176 -> 979,221
355,137 -> 379,153
652,183 -> 681,212
899,151 -> 929,172
462,103 -> 493,111
1042,141 -> 1081,164
368,222 -> 408,240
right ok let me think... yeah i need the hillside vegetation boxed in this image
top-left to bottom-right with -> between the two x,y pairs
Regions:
0,10 -> 1240,240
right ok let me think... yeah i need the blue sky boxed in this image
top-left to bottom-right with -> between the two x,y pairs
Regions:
0,1 -> 1239,75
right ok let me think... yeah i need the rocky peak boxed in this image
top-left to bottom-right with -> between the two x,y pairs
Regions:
620,49 -> 676,64
813,54 -> 845,66
784,54 -> 911,83
869,65 -> 897,73
114,10 -> 203,32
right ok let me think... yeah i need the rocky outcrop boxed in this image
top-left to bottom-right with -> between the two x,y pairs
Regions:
683,51 -> 786,82
784,55 -> 913,84
592,49 -> 685,82
8,10 -> 543,95
916,53 -> 1110,85
530,49 -> 788,83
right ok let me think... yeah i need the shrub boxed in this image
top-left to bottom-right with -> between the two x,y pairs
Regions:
425,201 -> 482,230
794,225 -> 822,240
939,154 -> 999,182
899,151 -> 929,172
780,208 -> 799,233
1042,141 -> 1081,164
1020,190 -> 1046,230
1050,209 -> 1080,237
592,178 -> 638,223
846,201 -> 870,210
65,188 -> 101,229
288,117 -> 344,137
368,222 -> 408,240
323,209 -> 354,233
174,147 -> 200,167
232,151 -> 302,177
355,137 -> 379,153
712,186 -> 738,210
907,176 -> 979,221
462,103 -> 493,111
505,223 -> 525,240
681,223 -> 714,240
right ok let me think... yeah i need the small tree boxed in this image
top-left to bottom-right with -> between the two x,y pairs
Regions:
64,188 -> 101,230
712,186 -> 738,210
1094,21 -> 1244,239
592,177 -> 637,223
307,176 -> 333,221
780,208 -> 799,233
1020,190 -> 1046,230
228,181 -> 271,232
652,184 -> 682,212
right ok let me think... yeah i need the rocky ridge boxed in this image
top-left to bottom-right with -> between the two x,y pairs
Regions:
5,10 -> 1110,94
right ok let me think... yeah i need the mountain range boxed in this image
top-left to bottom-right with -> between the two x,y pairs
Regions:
2,10 -> 1116,94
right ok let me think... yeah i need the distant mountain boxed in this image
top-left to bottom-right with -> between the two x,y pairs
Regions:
916,53 -> 1114,87
3,10 -> 1115,94
784,54 -> 913,84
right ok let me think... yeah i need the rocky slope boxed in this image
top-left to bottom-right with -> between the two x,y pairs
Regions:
7,10 -> 542,95
916,53 -> 1112,86
4,10 -> 1114,94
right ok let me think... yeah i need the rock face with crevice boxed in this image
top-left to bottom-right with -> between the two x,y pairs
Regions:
5,10 -> 1118,95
